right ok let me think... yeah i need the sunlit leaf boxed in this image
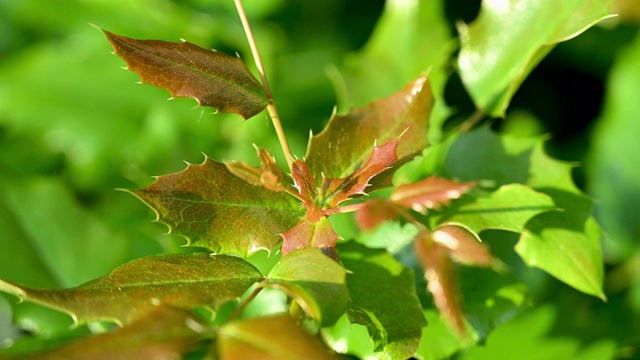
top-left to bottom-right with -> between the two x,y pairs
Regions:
354,198 -> 402,231
340,242 -> 426,359
280,217 -> 339,259
458,0 -> 614,116
131,156 -> 303,256
0,254 -> 262,325
433,225 -> 495,267
217,314 -> 340,359
391,176 -> 476,213
414,230 -> 466,335
10,307 -> 205,360
102,29 -> 268,119
226,147 -> 289,192
263,248 -> 348,326
306,75 -> 432,189
433,184 -> 555,234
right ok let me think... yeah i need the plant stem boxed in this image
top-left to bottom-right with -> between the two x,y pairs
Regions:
459,108 -> 485,133
228,285 -> 263,322
234,0 -> 293,170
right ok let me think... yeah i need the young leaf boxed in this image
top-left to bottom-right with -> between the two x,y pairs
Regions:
10,306 -> 206,360
354,198 -> 402,231
433,225 -> 495,267
414,230 -> 466,336
0,253 -> 262,325
306,75 -> 432,188
217,314 -> 340,359
391,176 -> 476,213
280,217 -> 339,259
102,30 -> 268,119
432,184 -> 555,234
339,241 -> 426,359
290,159 -> 322,220
320,138 -> 399,208
226,147 -> 289,192
131,156 -> 303,256
263,248 -> 348,326
457,0 -> 613,116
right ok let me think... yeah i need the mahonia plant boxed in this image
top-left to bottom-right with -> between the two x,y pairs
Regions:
0,1 -> 611,359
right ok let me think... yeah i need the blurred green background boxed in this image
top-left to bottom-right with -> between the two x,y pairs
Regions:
1,0 -> 640,358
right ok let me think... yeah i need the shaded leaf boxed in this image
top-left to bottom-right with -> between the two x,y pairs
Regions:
102,29 -> 268,119
320,138 -> 399,208
340,242 -> 426,359
433,184 -> 555,234
263,248 -> 348,326
280,217 -> 339,259
414,230 -> 466,336
217,314 -> 340,360
226,147 -> 289,192
306,75 -> 432,188
458,0 -> 613,116
11,307 -> 205,360
433,225 -> 494,267
391,176 -> 476,213
354,198 -> 402,231
0,254 -> 262,325
131,156 -> 303,256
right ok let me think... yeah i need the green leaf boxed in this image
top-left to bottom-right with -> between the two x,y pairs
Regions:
458,0 -> 614,116
433,184 -> 555,234
131,156 -> 303,256
6,306 -> 205,360
340,242 -> 426,359
217,314 -> 340,359
306,75 -> 432,185
263,248 -> 348,326
280,217 -> 339,259
102,29 -> 268,119
0,253 -> 262,325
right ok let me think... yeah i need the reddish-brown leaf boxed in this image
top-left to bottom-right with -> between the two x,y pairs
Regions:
355,198 -> 402,231
306,75 -> 432,191
131,157 -> 303,256
280,217 -> 339,259
226,147 -> 289,192
433,225 -> 495,267
320,138 -> 399,208
102,30 -> 268,119
391,176 -> 476,213
414,230 -> 466,335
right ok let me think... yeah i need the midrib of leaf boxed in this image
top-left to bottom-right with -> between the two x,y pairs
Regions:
167,195 -> 299,211
124,40 -> 265,100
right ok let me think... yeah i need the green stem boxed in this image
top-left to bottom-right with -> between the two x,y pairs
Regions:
234,0 -> 293,171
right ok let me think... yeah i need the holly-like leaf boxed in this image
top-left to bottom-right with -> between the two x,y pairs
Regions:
10,307 -> 205,360
263,248 -> 348,326
414,230 -> 466,336
0,253 -> 262,325
290,159 -> 323,221
217,314 -> 340,359
433,225 -> 495,267
340,241 -> 426,359
457,0 -> 613,116
131,156 -> 303,256
391,176 -> 476,213
226,147 -> 289,192
320,138 -> 399,208
102,29 -> 268,119
355,198 -> 402,231
280,217 -> 339,259
433,184 -> 555,235
306,75 -> 432,189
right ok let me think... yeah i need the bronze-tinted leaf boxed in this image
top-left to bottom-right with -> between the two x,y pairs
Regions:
280,217 -> 339,259
0,254 -> 262,325
306,75 -> 432,189
131,156 -> 303,256
355,198 -> 402,231
433,225 -> 495,267
414,231 -> 466,335
391,176 -> 476,213
217,315 -> 340,359
102,30 -> 268,119
226,147 -> 289,192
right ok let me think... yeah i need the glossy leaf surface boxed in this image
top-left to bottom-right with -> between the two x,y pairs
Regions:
280,217 -> 339,258
391,176 -> 476,213
458,0 -> 613,116
132,157 -> 303,256
340,242 -> 426,359
264,248 -> 348,326
102,30 -> 268,119
0,254 -> 262,325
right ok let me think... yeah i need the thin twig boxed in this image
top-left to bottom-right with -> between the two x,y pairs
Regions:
234,0 -> 293,170
228,286 -> 263,322
459,108 -> 485,133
